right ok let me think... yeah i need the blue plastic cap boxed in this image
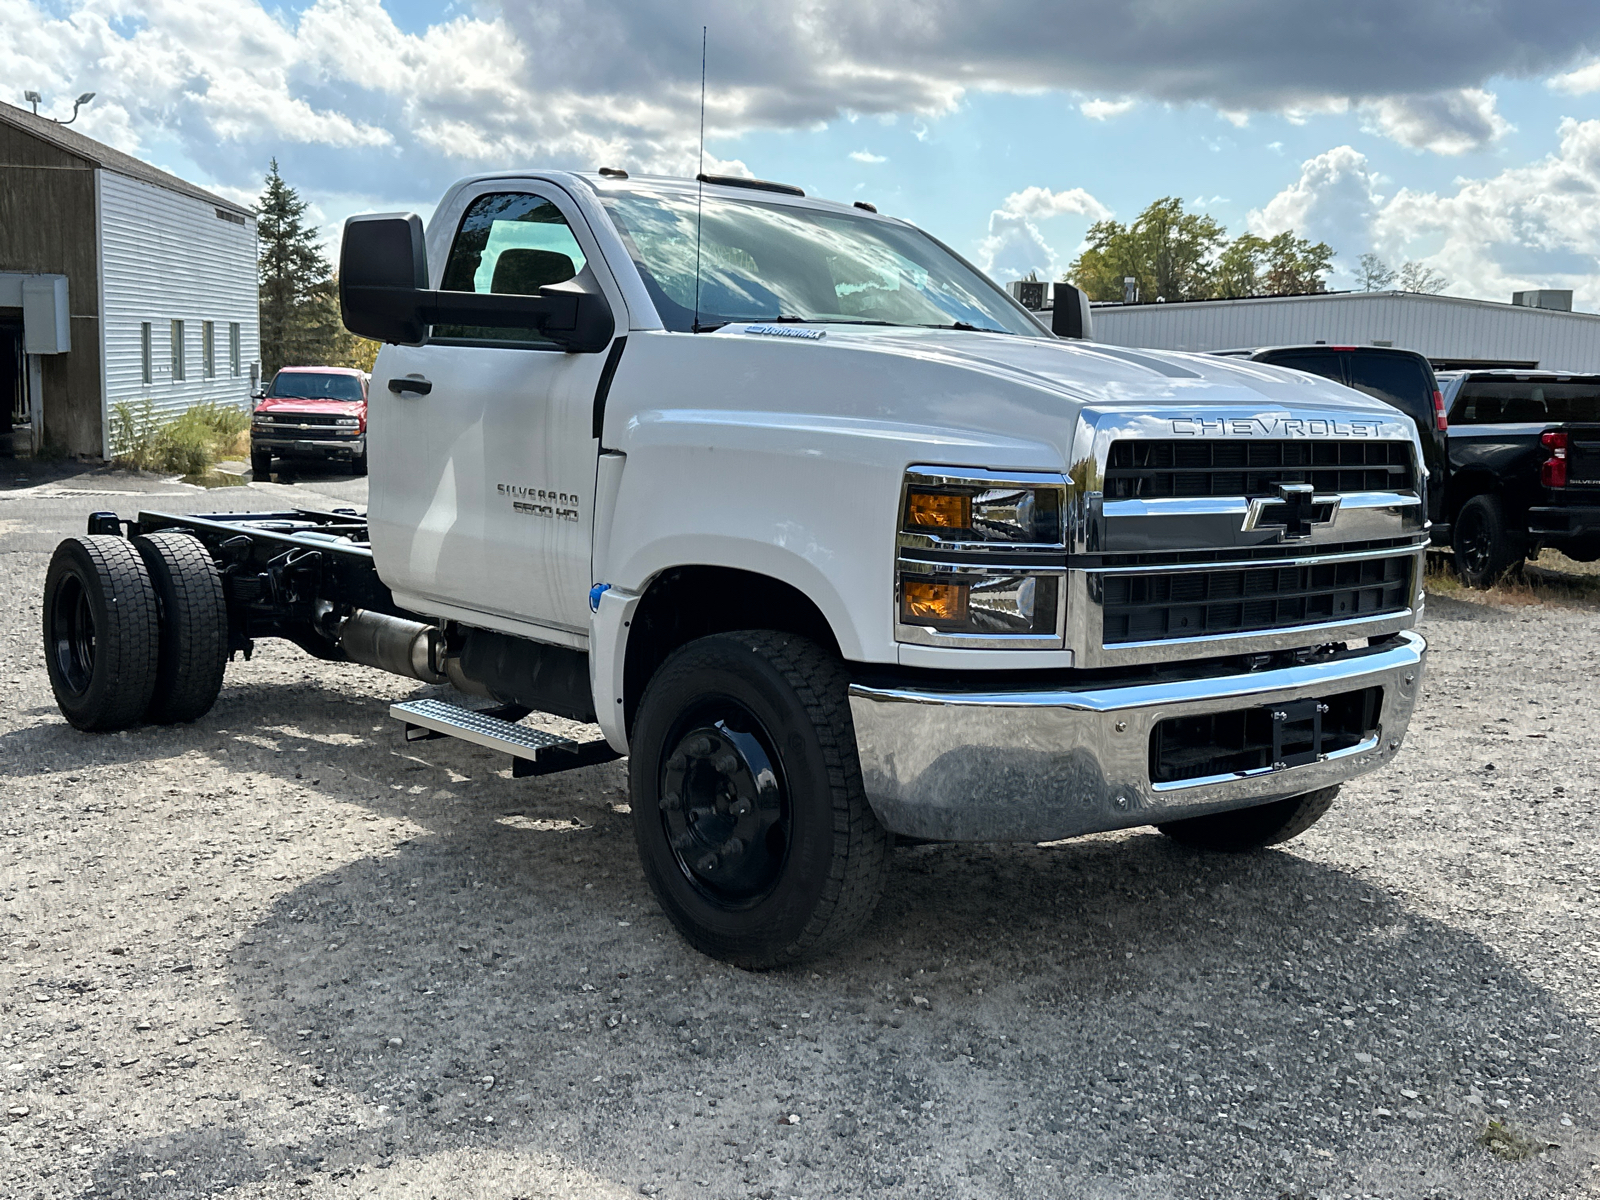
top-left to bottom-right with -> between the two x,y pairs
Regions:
589,583 -> 611,613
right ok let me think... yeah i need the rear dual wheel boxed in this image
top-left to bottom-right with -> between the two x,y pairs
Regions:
43,532 -> 228,731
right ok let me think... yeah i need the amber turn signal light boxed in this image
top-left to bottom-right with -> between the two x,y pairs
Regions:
900,579 -> 969,625
905,490 -> 970,530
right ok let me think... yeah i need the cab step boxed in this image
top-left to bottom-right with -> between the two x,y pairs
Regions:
390,698 -> 621,778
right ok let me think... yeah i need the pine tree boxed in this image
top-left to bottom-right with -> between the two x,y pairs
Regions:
256,159 -> 341,378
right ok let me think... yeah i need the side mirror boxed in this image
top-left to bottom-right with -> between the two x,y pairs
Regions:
1052,281 -> 1093,340
338,211 -> 616,353
340,213 -> 430,345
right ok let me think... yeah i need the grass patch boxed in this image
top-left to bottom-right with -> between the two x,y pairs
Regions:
110,400 -> 251,476
1478,1118 -> 1554,1162
1425,550 -> 1600,609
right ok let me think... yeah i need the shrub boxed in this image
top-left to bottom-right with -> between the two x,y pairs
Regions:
110,399 -> 251,475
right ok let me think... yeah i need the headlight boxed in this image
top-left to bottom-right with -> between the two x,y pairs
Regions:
901,475 -> 1061,546
895,467 -> 1067,648
336,417 -> 361,428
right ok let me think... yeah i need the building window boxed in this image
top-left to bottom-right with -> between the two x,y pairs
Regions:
203,321 -> 215,379
171,320 -> 185,382
140,322 -> 152,385
229,323 -> 241,377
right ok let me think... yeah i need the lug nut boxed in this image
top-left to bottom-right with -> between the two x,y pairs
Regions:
696,853 -> 719,872
720,837 -> 744,857
659,791 -> 682,812
687,736 -> 712,757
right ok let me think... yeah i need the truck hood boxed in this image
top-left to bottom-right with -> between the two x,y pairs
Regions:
732,324 -> 1387,414
255,397 -> 365,416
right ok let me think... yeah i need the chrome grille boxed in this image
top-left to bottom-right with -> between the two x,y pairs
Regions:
1101,554 -> 1412,645
1068,408 -> 1428,667
1104,439 -> 1415,499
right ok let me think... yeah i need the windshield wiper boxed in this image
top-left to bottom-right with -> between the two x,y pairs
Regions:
913,321 -> 1010,334
763,315 -> 898,327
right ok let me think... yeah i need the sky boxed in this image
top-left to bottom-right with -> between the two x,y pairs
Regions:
9,0 -> 1600,307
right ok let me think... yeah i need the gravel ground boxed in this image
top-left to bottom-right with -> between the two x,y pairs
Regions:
2,468 -> 1598,1199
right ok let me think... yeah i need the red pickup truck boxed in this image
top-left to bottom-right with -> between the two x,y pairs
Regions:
250,366 -> 370,477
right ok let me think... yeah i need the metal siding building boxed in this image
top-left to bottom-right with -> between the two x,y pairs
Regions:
0,100 -> 257,458
1091,291 -> 1600,372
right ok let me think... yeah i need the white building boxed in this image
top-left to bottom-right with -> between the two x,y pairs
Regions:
0,100 -> 259,458
1088,290 -> 1600,373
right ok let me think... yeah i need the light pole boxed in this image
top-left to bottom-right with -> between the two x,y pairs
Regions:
21,91 -> 95,123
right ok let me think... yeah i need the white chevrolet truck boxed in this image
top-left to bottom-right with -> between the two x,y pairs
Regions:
42,170 -> 1428,967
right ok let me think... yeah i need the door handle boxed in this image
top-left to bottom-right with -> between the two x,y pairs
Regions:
388,376 -> 432,396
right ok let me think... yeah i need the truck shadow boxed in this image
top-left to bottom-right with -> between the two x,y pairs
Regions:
24,664 -> 1591,1195
87,780 -> 1600,1197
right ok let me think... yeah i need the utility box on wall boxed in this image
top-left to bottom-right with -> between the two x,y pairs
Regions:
21,275 -> 70,354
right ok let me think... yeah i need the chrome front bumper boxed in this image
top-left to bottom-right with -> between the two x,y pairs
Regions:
252,435 -> 364,457
847,630 -> 1426,842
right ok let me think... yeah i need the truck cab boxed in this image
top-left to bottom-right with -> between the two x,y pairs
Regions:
43,170 -> 1429,967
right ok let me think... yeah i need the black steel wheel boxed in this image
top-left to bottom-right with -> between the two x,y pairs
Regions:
42,535 -> 160,731
1158,785 -> 1340,852
659,709 -> 790,908
135,532 -> 229,724
1452,493 -> 1520,589
631,631 -> 890,968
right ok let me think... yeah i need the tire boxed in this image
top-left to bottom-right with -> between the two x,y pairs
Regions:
135,532 -> 229,724
250,448 -> 271,479
350,450 -> 368,476
1452,494 -> 1522,588
42,535 -> 160,732
1157,785 -> 1340,852
630,631 -> 891,969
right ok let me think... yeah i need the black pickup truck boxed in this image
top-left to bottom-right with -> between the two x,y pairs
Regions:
1437,370 -> 1600,585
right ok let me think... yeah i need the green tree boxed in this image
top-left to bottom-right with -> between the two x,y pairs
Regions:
1356,252 -> 1397,291
1261,231 -> 1335,296
257,159 -> 343,378
1212,233 -> 1269,298
1066,197 -> 1226,303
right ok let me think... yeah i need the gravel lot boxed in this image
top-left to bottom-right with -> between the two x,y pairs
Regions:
2,466 -> 1598,1199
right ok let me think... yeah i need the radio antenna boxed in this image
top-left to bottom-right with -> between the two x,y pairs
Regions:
693,25 -> 707,332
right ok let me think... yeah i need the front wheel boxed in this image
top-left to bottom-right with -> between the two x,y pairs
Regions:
630,632 -> 891,969
1452,494 -> 1522,588
250,448 -> 271,480
1157,785 -> 1339,852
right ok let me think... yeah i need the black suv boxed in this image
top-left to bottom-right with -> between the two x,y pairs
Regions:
1216,346 -> 1447,526
1436,370 -> 1600,584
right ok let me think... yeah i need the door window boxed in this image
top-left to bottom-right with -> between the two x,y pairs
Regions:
434,192 -> 588,347
1255,350 -> 1344,384
1344,353 -> 1434,429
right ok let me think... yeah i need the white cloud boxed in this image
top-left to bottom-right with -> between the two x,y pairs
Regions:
1360,88 -> 1512,155
1218,110 -> 1250,128
1079,98 -> 1134,121
1374,117 -> 1600,307
977,186 -> 1110,281
1249,146 -> 1385,257
1250,121 -> 1600,306
849,149 -> 887,163
1549,58 -> 1600,94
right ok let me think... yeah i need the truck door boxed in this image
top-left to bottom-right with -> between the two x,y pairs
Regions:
370,187 -> 616,642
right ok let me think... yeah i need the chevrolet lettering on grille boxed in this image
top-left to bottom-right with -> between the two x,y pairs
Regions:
1242,482 -> 1342,540
1171,416 -> 1387,438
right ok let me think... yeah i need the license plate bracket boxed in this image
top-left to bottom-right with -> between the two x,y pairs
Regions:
1270,697 -> 1324,769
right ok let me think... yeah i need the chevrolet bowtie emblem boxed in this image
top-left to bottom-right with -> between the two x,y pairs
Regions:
1242,482 -> 1341,540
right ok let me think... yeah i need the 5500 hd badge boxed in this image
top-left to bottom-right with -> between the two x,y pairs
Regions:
497,483 -> 580,522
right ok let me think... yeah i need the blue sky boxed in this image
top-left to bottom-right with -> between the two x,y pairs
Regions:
10,1 -> 1600,305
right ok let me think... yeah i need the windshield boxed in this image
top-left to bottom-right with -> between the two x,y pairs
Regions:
1451,379 -> 1600,424
267,372 -> 364,402
602,190 -> 1045,337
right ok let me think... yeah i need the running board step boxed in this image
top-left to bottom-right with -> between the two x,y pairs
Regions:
390,698 -> 622,778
